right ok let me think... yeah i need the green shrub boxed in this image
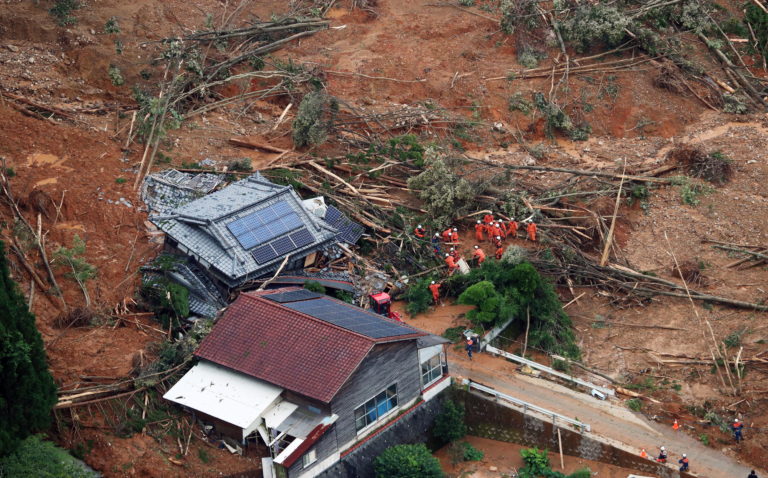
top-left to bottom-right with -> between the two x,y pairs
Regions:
407,158 -> 478,227
509,92 -> 533,115
433,399 -> 466,443
461,442 -> 484,461
303,280 -> 326,295
627,398 -> 643,411
568,468 -> 592,478
724,329 -> 744,348
722,93 -> 748,114
292,91 -> 338,148
699,433 -> 710,446
108,65 -> 124,86
374,444 -> 444,478
551,359 -> 571,374
227,157 -> 252,172
141,277 -> 190,329
458,281 -> 511,326
104,16 -> 120,34
746,4 -> 768,63
442,326 -> 465,343
49,0 -> 81,26
115,177 -> 127,184
403,278 -> 434,316
198,447 -> 211,464
519,447 -> 550,477
0,435 -> 96,477
563,4 -> 630,52
458,0 -> 475,6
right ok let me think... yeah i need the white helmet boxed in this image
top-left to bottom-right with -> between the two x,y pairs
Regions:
417,224 -> 422,228
682,454 -> 687,458
453,227 -> 458,231
511,218 -> 515,221
435,233 -> 440,236
431,281 -> 435,284
450,247 -> 455,251
445,253 -> 449,257
660,446 -> 666,451
477,220 -> 481,224
496,236 -> 501,240
474,245 -> 479,249
735,418 -> 740,423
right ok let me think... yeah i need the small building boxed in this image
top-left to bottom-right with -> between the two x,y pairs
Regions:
164,288 -> 451,478
149,173 -> 362,309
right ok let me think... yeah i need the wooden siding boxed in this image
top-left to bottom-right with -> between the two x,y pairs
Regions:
330,341 -> 421,448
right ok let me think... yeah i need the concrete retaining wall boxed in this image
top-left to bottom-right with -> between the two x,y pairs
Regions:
456,388 -> 695,478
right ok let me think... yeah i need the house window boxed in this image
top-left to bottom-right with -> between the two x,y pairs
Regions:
302,449 -> 317,468
354,384 -> 398,432
421,354 -> 443,387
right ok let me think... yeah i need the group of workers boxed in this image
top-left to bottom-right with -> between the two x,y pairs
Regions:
413,213 -> 539,277
637,417 -> 750,473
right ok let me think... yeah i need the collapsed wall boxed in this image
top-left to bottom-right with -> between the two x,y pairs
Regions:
455,388 -> 695,478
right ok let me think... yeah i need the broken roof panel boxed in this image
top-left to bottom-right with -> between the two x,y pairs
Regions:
195,289 -> 427,402
324,205 -> 364,244
141,169 -> 224,214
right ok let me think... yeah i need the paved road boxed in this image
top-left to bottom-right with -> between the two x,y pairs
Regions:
449,349 -> 761,478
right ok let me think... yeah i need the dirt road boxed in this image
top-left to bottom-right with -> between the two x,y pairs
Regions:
449,350 -> 760,478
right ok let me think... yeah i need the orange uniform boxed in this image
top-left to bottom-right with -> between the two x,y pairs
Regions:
483,214 -> 494,225
474,222 -> 484,241
445,255 -> 457,270
495,246 -> 504,260
428,282 -> 441,303
491,223 -> 501,238
497,223 -> 506,239
473,248 -> 486,264
414,226 -> 426,238
450,229 -> 459,243
527,222 -> 537,241
441,228 -> 452,242
508,220 -> 518,238
493,236 -> 503,248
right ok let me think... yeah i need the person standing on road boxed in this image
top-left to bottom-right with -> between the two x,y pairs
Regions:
466,338 -> 474,360
748,470 -> 758,478
733,418 -> 744,443
678,454 -> 689,472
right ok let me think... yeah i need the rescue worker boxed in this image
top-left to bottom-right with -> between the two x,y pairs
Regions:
678,454 -> 689,472
673,419 -> 679,431
733,418 -> 744,443
428,281 -> 441,304
493,235 -> 503,249
640,448 -> 648,459
496,222 -> 506,240
748,470 -> 758,478
472,245 -> 486,265
441,227 -> 452,243
449,247 -> 458,258
414,224 -> 426,238
526,220 -> 537,242
495,245 -> 504,260
444,253 -> 458,275
475,220 -> 485,242
466,337 -> 474,360
431,233 -> 441,255
451,227 -> 459,243
657,446 -> 667,463
507,218 -> 518,238
490,222 -> 502,239
483,213 -> 494,227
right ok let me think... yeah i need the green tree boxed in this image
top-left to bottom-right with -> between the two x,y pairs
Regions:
457,281 -> 513,325
432,399 -> 466,443
374,444 -> 444,478
0,242 -> 57,456
0,435 -> 96,477
403,277 -> 434,316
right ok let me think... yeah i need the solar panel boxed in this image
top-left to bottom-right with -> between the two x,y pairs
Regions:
324,206 -> 364,244
265,290 -> 324,303
289,228 -> 314,249
283,297 -> 416,339
227,201 -> 304,250
251,244 -> 278,264
271,237 -> 294,256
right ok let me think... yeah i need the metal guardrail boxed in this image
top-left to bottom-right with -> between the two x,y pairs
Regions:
485,345 -> 616,397
464,379 -> 591,433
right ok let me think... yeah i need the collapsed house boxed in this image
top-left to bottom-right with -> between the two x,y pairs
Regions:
143,171 -> 363,316
163,288 -> 451,478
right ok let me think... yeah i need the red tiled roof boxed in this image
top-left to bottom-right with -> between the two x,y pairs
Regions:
195,291 -> 424,403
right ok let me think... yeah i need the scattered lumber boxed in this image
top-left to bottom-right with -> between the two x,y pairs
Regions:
228,138 -> 287,154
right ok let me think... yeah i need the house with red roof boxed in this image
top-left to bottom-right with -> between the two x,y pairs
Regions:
164,288 -> 451,478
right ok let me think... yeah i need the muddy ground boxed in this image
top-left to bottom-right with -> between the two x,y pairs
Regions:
1,0 -> 767,476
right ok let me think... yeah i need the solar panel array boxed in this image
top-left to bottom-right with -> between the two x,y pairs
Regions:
325,206 -> 364,244
250,227 -> 315,264
264,290 -> 323,303
226,201 -> 302,250
283,297 -> 416,339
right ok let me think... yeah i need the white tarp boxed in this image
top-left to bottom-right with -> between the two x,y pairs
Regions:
164,361 -> 282,430
263,400 -> 300,429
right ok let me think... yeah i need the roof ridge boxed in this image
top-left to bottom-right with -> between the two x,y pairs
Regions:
240,292 -> 377,343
